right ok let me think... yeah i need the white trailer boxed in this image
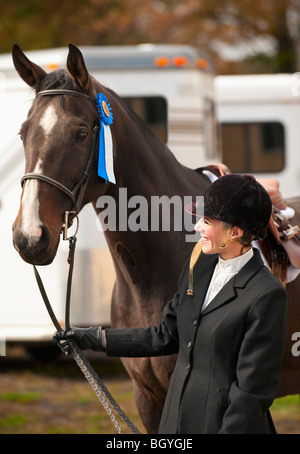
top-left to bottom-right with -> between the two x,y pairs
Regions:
215,73 -> 300,198
0,44 -> 217,347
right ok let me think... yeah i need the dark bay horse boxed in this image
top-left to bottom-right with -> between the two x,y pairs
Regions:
11,44 -> 300,433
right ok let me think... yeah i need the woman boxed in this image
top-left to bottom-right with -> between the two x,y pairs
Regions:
53,174 -> 288,434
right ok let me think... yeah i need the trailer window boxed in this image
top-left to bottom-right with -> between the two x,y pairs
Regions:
220,122 -> 285,173
123,96 -> 167,144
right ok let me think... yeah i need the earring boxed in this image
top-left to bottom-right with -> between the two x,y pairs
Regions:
220,243 -> 226,249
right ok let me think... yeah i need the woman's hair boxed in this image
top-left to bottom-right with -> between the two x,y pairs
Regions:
239,231 -> 255,247
222,222 -> 255,248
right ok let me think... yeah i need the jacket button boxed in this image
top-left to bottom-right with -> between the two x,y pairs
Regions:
193,320 -> 197,326
186,364 -> 190,370
188,341 -> 192,348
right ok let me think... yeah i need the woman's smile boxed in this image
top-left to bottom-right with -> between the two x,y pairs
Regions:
194,217 -> 226,254
194,217 -> 245,259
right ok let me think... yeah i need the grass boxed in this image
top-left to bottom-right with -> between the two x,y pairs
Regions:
272,394 -> 300,411
0,352 -> 299,434
0,414 -> 31,430
0,366 -> 145,434
271,395 -> 300,434
0,391 -> 41,403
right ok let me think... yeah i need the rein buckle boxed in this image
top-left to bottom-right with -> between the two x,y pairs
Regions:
62,211 -> 78,241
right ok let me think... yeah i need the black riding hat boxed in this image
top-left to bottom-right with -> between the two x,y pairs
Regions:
189,174 -> 272,239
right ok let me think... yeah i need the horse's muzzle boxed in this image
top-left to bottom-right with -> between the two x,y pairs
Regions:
12,223 -> 57,265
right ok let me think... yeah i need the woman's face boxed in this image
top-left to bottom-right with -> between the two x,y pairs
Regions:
194,217 -> 233,257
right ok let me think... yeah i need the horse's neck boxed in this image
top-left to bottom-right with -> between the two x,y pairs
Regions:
114,127 -> 182,195
92,92 -> 205,287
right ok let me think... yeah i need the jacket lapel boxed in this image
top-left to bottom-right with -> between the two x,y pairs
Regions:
200,277 -> 236,316
190,253 -> 218,312
200,249 -> 264,317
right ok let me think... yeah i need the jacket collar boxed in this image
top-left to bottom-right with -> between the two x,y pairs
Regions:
198,248 -> 264,316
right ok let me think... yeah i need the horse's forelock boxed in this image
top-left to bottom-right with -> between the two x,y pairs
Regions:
35,69 -> 80,93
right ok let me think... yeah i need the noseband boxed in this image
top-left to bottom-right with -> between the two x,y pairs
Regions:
20,89 -> 99,238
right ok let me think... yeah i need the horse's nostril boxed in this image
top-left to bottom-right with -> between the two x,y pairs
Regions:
40,223 -> 50,247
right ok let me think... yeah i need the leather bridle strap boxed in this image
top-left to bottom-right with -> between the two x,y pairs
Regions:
21,173 -> 77,203
21,120 -> 99,220
35,89 -> 96,103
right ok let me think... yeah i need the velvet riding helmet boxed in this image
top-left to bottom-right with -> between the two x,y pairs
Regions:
190,174 -> 272,240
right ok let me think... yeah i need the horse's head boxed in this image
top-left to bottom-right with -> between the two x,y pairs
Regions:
12,44 -> 107,265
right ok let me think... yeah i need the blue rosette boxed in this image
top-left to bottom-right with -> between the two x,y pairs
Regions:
96,93 -> 115,184
97,93 -> 113,125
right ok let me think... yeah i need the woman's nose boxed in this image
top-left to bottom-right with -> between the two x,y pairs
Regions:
194,217 -> 204,233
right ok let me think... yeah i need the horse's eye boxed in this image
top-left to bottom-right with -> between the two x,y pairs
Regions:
75,130 -> 88,142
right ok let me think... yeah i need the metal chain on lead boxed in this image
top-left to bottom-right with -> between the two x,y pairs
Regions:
66,339 -> 141,434
67,339 -> 121,433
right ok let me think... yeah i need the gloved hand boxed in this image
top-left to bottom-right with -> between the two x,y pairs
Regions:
52,326 -> 105,354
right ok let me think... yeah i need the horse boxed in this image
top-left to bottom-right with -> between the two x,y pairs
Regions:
11,44 -> 300,433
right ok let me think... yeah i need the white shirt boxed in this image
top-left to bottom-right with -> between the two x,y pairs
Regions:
201,248 -> 254,312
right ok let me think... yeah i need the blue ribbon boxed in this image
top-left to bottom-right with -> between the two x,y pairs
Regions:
96,93 -> 115,184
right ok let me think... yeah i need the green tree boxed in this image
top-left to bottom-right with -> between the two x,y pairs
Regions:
1,0 -> 299,74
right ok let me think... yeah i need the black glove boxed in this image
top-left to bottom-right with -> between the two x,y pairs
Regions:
52,326 -> 105,354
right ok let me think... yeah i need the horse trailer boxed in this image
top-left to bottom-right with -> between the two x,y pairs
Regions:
215,73 -> 300,198
0,44 -> 217,349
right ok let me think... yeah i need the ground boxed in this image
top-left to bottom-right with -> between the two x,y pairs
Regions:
0,346 -> 299,434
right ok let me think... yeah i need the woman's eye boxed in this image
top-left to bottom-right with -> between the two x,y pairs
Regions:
75,130 -> 88,142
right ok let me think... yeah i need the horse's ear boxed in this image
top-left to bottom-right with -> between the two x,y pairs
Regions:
67,44 -> 95,94
12,44 -> 47,87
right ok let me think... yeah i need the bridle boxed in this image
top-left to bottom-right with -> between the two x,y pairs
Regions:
20,89 -> 99,239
